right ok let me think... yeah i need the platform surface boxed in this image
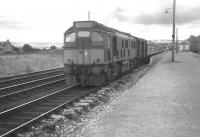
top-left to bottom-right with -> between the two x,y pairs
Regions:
79,52 -> 200,137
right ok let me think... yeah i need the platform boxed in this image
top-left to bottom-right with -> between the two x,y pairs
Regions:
79,52 -> 200,137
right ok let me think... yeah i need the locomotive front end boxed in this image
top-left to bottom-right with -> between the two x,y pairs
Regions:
63,21 -> 107,86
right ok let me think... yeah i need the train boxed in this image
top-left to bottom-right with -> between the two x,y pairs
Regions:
63,21 -> 165,86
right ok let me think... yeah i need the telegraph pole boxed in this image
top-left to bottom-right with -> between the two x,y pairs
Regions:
172,0 -> 176,61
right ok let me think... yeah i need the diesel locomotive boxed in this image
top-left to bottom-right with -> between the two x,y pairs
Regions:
63,21 -> 149,86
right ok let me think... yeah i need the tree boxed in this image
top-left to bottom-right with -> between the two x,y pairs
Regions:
188,35 -> 200,53
50,45 -> 57,50
22,44 -> 33,52
12,46 -> 19,53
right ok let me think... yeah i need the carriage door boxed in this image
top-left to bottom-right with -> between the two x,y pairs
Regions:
77,38 -> 85,64
76,31 -> 91,65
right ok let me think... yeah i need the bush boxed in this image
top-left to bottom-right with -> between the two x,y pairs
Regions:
50,45 -> 57,50
23,44 -> 33,52
188,35 -> 200,53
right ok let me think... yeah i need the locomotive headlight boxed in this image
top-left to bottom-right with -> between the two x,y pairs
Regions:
85,51 -> 88,56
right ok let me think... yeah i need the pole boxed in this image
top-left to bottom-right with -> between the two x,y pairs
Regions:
176,28 -> 178,53
88,11 -> 90,21
172,0 -> 176,61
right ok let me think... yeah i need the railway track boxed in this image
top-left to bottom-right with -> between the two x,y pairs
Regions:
0,78 -> 67,112
0,67 -> 69,136
0,67 -> 63,88
0,74 -> 64,99
0,67 -> 66,111
0,68 -> 98,137
0,64 -> 149,137
0,84 -> 98,137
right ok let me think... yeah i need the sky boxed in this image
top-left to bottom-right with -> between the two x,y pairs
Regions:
0,0 -> 200,43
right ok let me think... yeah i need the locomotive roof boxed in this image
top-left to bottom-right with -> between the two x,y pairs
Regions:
65,21 -> 146,41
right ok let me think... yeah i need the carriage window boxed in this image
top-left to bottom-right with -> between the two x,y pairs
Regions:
91,32 -> 104,42
78,31 -> 90,37
66,33 -> 75,42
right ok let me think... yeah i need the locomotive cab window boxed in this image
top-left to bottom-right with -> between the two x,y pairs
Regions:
65,33 -> 76,42
91,32 -> 104,42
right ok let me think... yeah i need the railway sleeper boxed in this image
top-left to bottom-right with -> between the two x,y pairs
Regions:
0,121 -> 19,128
18,111 -> 41,117
41,102 -> 62,106
11,116 -> 33,121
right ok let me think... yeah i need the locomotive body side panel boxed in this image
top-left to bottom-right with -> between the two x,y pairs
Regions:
64,49 -> 105,65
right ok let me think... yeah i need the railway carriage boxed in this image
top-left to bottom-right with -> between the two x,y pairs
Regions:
63,21 -> 148,86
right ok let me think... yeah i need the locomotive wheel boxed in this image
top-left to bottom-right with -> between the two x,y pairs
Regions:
63,65 -> 72,75
65,75 -> 76,86
80,77 -> 87,86
106,69 -> 113,81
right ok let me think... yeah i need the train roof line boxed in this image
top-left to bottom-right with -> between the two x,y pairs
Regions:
65,20 -> 147,41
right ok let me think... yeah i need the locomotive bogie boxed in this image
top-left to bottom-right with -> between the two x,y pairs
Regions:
63,64 -> 72,75
65,65 -> 106,86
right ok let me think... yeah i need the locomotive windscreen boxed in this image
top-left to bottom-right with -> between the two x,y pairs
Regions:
74,22 -> 93,28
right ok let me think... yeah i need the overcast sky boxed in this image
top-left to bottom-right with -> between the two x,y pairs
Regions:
0,0 -> 200,42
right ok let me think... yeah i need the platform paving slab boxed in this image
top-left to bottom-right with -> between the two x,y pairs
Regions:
76,52 -> 200,137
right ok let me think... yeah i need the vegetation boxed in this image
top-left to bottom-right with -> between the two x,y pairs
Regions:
22,44 -> 41,53
12,46 -> 20,53
188,35 -> 200,53
22,44 -> 33,52
50,45 -> 57,50
0,54 -> 63,77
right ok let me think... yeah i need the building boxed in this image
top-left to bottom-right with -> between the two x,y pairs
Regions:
182,44 -> 190,51
0,40 -> 15,55
178,40 -> 190,52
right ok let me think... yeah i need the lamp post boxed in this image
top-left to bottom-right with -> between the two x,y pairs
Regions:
172,0 -> 176,61
165,0 -> 176,62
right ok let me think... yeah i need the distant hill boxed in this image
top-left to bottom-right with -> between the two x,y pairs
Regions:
150,39 -> 184,44
11,42 -> 63,49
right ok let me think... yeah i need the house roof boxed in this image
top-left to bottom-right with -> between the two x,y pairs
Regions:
0,40 -> 15,48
